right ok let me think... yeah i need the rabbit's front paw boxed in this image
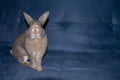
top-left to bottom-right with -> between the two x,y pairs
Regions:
35,66 -> 43,71
31,65 -> 42,71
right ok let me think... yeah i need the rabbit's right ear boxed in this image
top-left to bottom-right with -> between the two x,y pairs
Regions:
23,12 -> 33,25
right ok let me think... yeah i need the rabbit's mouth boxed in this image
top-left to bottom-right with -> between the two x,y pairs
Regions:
30,33 -> 41,39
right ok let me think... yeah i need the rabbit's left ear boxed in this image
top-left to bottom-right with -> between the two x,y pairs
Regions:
38,11 -> 49,26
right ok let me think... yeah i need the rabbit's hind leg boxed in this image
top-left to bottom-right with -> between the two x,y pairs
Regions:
23,56 -> 30,64
13,46 -> 31,66
17,55 -> 31,66
17,56 -> 30,66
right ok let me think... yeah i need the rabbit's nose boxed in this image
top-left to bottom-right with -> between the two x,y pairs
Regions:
32,28 -> 39,33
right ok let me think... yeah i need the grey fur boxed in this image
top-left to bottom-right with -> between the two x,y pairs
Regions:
10,11 -> 49,71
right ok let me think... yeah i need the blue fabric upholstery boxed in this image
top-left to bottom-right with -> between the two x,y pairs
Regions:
0,0 -> 120,80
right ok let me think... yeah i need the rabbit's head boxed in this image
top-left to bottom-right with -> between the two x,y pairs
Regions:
23,11 -> 49,39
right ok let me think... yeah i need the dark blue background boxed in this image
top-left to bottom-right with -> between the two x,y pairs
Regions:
0,0 -> 120,80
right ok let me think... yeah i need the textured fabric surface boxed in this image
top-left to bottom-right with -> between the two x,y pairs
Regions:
0,0 -> 120,80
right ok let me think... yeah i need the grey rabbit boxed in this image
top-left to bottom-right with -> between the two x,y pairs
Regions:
10,11 -> 49,71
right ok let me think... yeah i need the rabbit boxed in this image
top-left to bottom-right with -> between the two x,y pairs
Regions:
10,11 -> 49,71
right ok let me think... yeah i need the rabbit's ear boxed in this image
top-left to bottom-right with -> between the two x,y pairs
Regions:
23,12 -> 33,25
38,11 -> 49,26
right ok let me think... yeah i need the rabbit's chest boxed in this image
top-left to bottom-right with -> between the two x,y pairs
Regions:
25,39 -> 46,52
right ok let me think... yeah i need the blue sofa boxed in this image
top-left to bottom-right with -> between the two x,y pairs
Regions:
0,0 -> 120,80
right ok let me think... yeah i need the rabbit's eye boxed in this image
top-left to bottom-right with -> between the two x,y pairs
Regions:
31,28 -> 39,33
